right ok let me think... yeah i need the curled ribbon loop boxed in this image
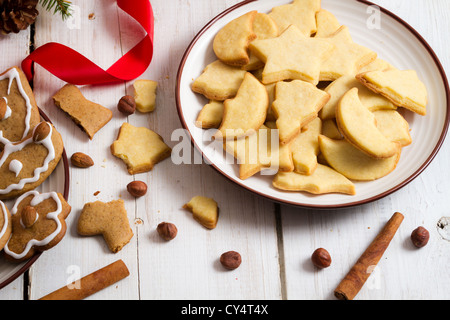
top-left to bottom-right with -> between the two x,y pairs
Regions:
21,0 -> 154,85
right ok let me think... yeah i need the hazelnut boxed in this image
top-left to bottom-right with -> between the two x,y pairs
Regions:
22,206 -> 37,228
311,248 -> 332,269
127,181 -> 147,197
33,122 -> 51,142
0,99 -> 6,120
118,95 -> 136,115
71,152 -> 94,168
220,251 -> 242,270
157,222 -> 178,241
411,226 -> 430,248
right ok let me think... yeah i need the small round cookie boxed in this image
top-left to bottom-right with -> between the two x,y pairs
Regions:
0,200 -> 12,250
4,191 -> 71,262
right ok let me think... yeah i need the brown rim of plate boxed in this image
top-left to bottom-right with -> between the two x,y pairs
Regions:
0,108 -> 71,290
176,0 -> 450,210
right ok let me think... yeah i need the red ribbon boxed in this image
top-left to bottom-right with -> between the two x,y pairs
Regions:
21,0 -> 154,85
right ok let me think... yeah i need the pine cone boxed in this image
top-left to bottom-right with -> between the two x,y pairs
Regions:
0,0 -> 39,34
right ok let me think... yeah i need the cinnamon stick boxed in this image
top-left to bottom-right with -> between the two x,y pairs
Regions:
334,212 -> 404,300
39,260 -> 130,300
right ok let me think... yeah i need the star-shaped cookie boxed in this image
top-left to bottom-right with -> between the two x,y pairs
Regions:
268,0 -> 321,36
249,25 -> 334,85
320,26 -> 377,81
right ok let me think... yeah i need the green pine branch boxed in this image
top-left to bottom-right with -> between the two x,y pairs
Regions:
39,0 -> 73,21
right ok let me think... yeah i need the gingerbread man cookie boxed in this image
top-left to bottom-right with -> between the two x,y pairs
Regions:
4,191 -> 71,262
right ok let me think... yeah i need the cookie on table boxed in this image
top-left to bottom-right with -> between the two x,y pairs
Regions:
111,122 -> 172,175
192,60 -> 247,101
133,80 -> 158,113
336,88 -> 401,159
356,69 -> 428,116
213,11 -> 257,67
249,25 -> 334,85
3,191 -> 71,262
315,9 -> 341,38
319,26 -> 377,81
320,74 -> 396,120
273,164 -> 356,195
243,13 -> 279,71
0,122 -> 64,200
183,196 -> 219,230
214,72 -> 268,140
0,201 -> 12,251
272,80 -> 330,145
78,199 -> 133,253
0,66 -> 41,149
53,84 -> 113,140
268,0 -> 321,36
319,135 -> 401,181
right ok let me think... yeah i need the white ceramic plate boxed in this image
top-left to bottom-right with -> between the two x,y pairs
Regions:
0,110 -> 70,290
176,0 -> 449,209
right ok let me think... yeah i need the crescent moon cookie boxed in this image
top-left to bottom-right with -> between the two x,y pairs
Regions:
0,121 -> 64,200
0,67 -> 41,150
356,69 -> 428,116
3,191 -> 71,262
213,11 -> 257,67
0,201 -> 12,251
319,135 -> 401,181
336,88 -> 400,159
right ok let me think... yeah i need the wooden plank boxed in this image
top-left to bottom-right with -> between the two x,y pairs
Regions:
0,28 -> 32,300
117,0 -> 282,299
28,1 -> 139,300
280,0 -> 450,300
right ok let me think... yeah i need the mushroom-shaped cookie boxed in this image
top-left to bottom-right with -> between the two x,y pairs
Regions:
3,191 -> 71,262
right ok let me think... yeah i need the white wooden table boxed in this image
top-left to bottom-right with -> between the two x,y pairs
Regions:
0,0 -> 449,300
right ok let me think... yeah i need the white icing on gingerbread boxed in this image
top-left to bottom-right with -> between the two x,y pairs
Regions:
1,97 -> 12,120
0,201 -> 9,239
4,191 -> 63,260
9,159 -> 23,177
0,68 -> 33,142
0,122 -> 56,195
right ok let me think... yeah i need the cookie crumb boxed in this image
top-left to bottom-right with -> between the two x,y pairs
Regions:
94,191 -> 100,196
88,13 -> 96,20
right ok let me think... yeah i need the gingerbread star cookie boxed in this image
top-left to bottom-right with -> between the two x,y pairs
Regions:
320,26 -> 377,81
268,0 -> 321,36
213,11 -> 257,67
215,72 -> 268,140
336,88 -> 400,159
249,25 -> 334,85
356,69 -> 428,115
4,191 -> 71,262
273,164 -> 356,195
111,123 -> 171,175
192,60 -> 247,101
272,80 -> 330,145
